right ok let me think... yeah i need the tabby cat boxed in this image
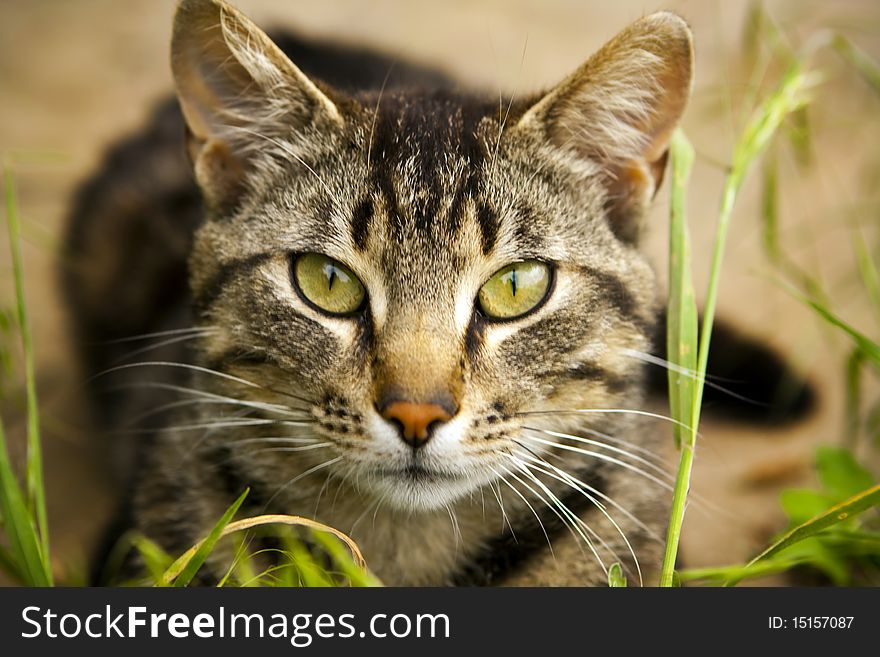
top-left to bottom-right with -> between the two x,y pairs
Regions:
62,0 -> 808,586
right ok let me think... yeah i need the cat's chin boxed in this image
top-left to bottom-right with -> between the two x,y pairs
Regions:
367,464 -> 487,512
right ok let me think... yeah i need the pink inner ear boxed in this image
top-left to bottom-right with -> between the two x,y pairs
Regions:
604,142 -> 671,243
540,15 -> 692,243
649,149 -> 670,194
171,0 -> 345,217
602,160 -> 657,243
192,138 -> 247,213
638,62 -> 692,165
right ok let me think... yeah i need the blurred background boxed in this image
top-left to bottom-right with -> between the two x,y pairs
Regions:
1,0 -> 878,585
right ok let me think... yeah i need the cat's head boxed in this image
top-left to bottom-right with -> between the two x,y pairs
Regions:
171,0 -> 693,511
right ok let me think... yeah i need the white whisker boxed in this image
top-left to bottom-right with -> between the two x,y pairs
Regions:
489,465 -> 555,560
313,470 -> 335,519
108,381 -> 310,416
95,326 -> 218,345
366,63 -> 395,168
621,347 -> 762,404
513,444 -> 660,542
488,478 -> 515,539
518,434 -> 674,491
117,418 -> 313,435
511,453 -> 643,585
235,436 -> 320,446
93,360 -> 265,389
92,360 -> 315,406
444,503 -> 462,546
126,397 -> 311,427
264,456 -> 343,511
504,462 -> 607,574
523,426 -> 672,479
556,425 -> 671,466
229,126 -> 342,206
490,34 -> 529,175
111,331 -> 214,365
240,443 -> 333,456
519,408 -> 700,435
349,495 -> 383,536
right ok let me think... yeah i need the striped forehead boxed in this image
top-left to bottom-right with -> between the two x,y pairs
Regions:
349,91 -> 498,252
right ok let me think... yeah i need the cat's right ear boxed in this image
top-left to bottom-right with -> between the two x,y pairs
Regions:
509,12 -> 694,243
171,0 -> 342,212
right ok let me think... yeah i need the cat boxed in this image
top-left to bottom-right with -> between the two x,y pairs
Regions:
62,0 -> 812,586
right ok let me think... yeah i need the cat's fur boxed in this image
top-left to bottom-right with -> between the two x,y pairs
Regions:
63,0 -> 810,586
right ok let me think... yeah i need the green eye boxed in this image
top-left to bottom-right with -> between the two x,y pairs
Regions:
477,260 -> 552,320
293,253 -> 366,316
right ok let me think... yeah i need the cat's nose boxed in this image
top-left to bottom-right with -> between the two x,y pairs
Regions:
380,400 -> 455,449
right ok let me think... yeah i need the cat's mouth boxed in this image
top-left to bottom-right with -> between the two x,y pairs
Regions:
378,463 -> 463,484
365,452 -> 500,511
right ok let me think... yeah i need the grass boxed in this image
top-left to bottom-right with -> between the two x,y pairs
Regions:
155,507 -> 380,587
660,50 -> 817,584
0,164 -> 378,588
0,163 -> 52,586
661,6 -> 880,586
660,61 -> 815,586
679,445 -> 880,586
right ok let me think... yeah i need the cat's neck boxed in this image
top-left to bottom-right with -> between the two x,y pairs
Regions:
308,479 -> 509,586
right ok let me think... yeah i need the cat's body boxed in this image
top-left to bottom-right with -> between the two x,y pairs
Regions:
63,0 -> 803,586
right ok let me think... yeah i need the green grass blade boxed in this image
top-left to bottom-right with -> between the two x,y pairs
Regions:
785,107 -> 813,168
162,488 -> 248,587
92,531 -> 142,586
844,348 -> 865,447
792,289 -> 880,368
726,64 -> 812,194
607,562 -> 627,587
161,513 -> 371,587
698,64 -> 811,386
833,35 -> 880,96
0,542 -> 24,584
868,399 -> 880,448
4,167 -> 50,578
131,536 -> 174,583
821,529 -> 880,548
272,549 -> 298,587
0,307 -> 14,397
665,130 -> 698,451
311,531 -> 382,587
679,558 -> 802,585
727,484 -> 880,585
659,130 -> 697,586
236,559 -> 295,588
0,417 -> 51,585
284,538 -> 333,587
660,64 -> 812,588
853,228 -> 880,324
761,155 -> 781,265
218,533 -> 258,587
815,445 -> 874,500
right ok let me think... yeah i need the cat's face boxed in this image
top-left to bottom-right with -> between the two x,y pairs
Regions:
172,0 -> 692,511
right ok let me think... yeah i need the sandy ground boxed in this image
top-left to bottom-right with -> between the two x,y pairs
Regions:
0,0 -> 878,585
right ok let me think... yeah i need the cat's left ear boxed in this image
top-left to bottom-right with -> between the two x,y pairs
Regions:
171,0 -> 343,212
511,12 -> 694,242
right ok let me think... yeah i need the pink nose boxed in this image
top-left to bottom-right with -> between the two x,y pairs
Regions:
381,401 -> 453,448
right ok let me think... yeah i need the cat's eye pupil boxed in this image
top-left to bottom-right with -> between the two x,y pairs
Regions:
477,260 -> 551,321
323,263 -> 340,291
293,253 -> 365,316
